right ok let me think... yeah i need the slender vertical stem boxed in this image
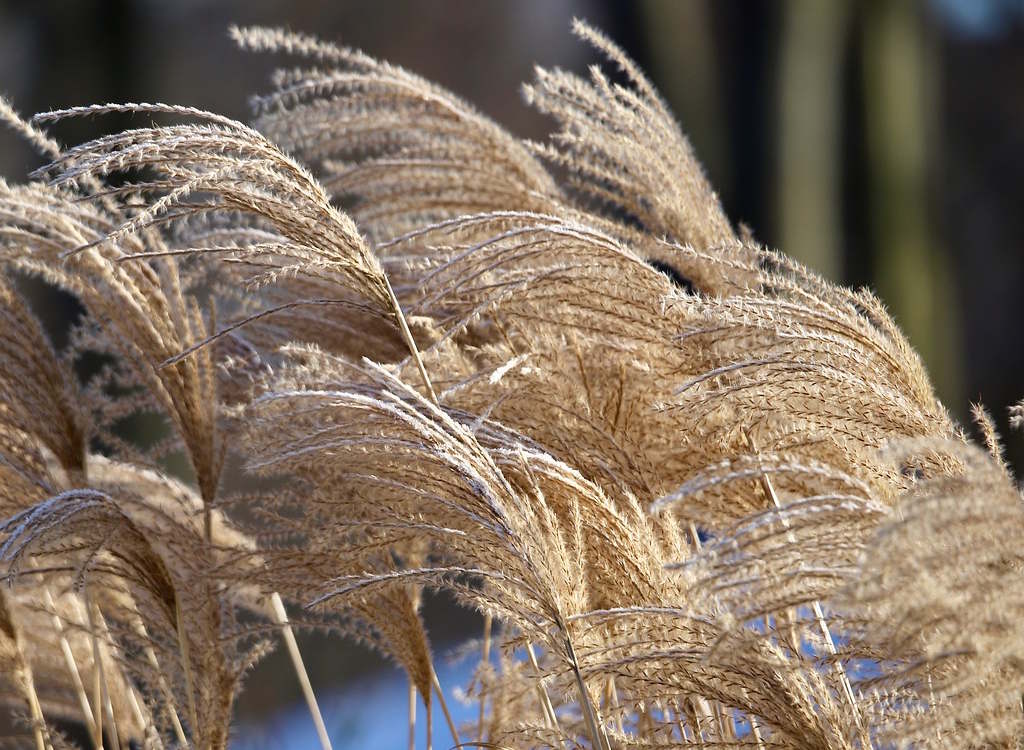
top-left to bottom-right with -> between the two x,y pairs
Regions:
25,676 -> 48,750
384,276 -> 437,404
9,625 -> 50,750
425,692 -> 433,750
927,673 -> 942,744
606,675 -> 624,735
85,599 -> 120,750
685,524 -> 722,745
204,506 -> 213,548
690,698 -> 707,746
744,431 -> 863,740
130,615 -> 187,746
525,643 -> 558,729
175,600 -> 199,744
86,601 -> 104,750
431,669 -> 459,748
476,613 -> 492,742
41,585 -> 97,744
563,634 -> 611,750
675,705 -> 693,743
714,705 -> 730,742
95,607 -> 155,748
122,682 -> 160,750
662,703 -> 679,742
100,669 -> 122,750
268,593 -> 333,750
747,702 -> 766,748
407,680 -> 416,750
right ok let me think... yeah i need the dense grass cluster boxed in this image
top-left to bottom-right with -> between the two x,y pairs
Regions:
0,21 -> 1021,749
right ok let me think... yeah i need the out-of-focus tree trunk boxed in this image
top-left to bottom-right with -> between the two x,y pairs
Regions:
777,0 -> 851,281
638,0 -> 729,209
862,0 -> 962,409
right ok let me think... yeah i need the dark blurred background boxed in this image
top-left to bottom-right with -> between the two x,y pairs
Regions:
1,0 -> 1022,742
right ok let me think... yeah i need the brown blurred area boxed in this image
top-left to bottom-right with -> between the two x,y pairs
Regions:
2,0 -> 1023,726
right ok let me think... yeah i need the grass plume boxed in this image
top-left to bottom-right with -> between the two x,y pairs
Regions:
0,20 -> 1018,750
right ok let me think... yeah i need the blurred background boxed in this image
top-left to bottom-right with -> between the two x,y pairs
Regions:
1,0 -> 1022,746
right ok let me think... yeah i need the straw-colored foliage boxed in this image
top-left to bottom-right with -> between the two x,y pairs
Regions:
0,20 -> 1018,749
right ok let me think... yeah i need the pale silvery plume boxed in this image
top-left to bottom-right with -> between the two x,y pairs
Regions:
0,20 -> 1017,750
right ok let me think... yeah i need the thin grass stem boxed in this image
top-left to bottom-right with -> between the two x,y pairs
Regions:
408,680 -> 416,750
268,592 -> 333,750
175,600 -> 199,744
39,584 -> 97,744
744,431 -> 864,743
431,669 -> 460,749
525,643 -> 558,730
129,615 -> 188,746
476,613 -> 492,742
